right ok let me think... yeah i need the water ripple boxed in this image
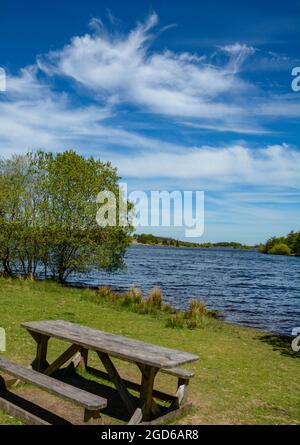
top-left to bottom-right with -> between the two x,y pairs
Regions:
68,246 -> 300,336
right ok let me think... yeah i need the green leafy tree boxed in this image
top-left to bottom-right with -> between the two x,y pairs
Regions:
286,231 -> 298,252
39,151 -> 133,282
0,155 -> 32,276
0,151 -> 133,282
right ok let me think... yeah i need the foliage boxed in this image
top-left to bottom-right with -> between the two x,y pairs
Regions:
268,243 -> 291,256
0,151 -> 133,282
134,234 -> 252,249
259,230 -> 300,256
293,233 -> 300,256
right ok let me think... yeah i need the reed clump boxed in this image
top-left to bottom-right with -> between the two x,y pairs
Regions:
86,285 -> 220,330
166,298 -> 214,329
122,287 -> 143,307
186,299 -> 207,319
146,286 -> 163,309
85,286 -> 115,305
97,286 -> 114,299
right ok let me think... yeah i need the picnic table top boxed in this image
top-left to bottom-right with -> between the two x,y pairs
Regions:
21,320 -> 199,369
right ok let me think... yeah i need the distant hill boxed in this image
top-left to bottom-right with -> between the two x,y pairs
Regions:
133,234 -> 253,250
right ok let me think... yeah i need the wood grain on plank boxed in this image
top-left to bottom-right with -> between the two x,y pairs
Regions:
21,320 -> 199,369
0,356 -> 106,410
43,344 -> 81,376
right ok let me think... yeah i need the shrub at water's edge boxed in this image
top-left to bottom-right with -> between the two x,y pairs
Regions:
258,230 -> 300,256
268,243 -> 291,256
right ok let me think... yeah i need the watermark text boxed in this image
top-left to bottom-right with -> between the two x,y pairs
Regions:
0,328 -> 6,352
96,183 -> 205,238
291,67 -> 300,92
0,67 -> 6,92
291,327 -> 300,352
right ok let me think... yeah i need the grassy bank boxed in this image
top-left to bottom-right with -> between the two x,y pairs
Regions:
0,277 -> 299,424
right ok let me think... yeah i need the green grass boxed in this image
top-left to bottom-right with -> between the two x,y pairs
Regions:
0,277 -> 299,424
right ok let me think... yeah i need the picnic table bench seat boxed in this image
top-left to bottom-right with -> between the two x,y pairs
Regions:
0,356 -> 107,424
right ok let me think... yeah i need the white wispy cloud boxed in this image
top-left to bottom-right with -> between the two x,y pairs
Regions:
111,143 -> 300,189
36,13 -> 255,127
1,68 -> 193,157
218,42 -> 256,74
33,13 -> 300,134
0,12 -> 299,195
256,94 -> 300,117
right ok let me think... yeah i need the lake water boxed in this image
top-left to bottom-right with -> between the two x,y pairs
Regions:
70,246 -> 300,336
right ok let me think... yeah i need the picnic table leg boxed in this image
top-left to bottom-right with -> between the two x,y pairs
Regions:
97,352 -> 136,416
139,365 -> 160,421
84,408 -> 103,425
43,344 -> 81,376
78,348 -> 88,374
0,375 -> 6,391
29,332 -> 50,372
176,377 -> 189,407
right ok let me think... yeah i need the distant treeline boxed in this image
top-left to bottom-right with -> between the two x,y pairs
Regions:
258,231 -> 300,256
133,234 -> 252,249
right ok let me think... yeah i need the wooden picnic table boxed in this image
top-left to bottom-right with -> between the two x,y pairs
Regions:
21,320 -> 199,424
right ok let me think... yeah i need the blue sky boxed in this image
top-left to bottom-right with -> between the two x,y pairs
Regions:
0,0 -> 299,243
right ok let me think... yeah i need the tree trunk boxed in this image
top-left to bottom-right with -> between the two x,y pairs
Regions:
2,259 -> 12,277
58,268 -> 66,283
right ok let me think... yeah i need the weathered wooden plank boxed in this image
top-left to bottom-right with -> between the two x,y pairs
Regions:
21,320 -> 199,369
0,395 -> 51,425
128,405 -> 144,425
97,352 -> 136,416
161,367 -> 194,379
43,344 -> 80,376
0,356 -> 106,410
86,366 -> 176,404
0,389 -> 72,425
